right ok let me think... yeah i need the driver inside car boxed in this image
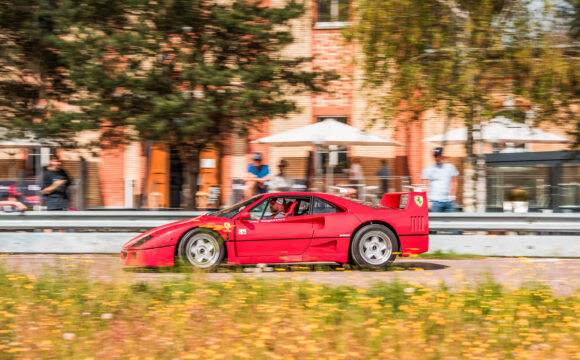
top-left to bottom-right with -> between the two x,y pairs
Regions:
248,197 -> 287,220
267,198 -> 286,219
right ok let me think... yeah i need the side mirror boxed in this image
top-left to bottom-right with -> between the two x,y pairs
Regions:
239,210 -> 250,221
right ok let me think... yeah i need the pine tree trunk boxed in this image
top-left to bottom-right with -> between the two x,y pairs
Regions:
180,145 -> 202,210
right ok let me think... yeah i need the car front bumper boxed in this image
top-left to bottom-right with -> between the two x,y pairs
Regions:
120,245 -> 176,266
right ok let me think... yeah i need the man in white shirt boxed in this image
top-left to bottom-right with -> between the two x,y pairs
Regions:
349,158 -> 364,199
269,160 -> 294,192
421,147 -> 459,212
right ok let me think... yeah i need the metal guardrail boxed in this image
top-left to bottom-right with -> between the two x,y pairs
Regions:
0,211 -> 578,232
429,213 -> 580,233
0,211 -> 204,229
1,211 -> 579,256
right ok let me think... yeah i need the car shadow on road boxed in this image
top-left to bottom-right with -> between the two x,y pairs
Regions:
123,261 -> 449,274
386,262 -> 449,271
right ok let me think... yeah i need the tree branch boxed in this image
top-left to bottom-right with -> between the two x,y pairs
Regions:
433,0 -> 470,23
497,0 -> 519,23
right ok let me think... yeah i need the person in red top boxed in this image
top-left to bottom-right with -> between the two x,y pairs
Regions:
0,189 -> 27,212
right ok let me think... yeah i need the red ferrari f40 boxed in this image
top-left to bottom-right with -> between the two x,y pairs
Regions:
121,192 -> 428,269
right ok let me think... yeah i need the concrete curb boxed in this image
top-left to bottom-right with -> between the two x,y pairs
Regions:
1,233 -> 579,257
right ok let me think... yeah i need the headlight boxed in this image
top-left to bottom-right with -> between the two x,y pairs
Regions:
131,234 -> 154,248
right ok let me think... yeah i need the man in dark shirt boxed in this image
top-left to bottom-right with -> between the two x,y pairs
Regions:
376,159 -> 390,194
41,155 -> 71,211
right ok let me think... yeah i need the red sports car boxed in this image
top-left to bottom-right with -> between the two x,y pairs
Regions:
120,191 -> 428,269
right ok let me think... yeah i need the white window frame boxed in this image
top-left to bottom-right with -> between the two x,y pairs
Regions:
315,0 -> 350,29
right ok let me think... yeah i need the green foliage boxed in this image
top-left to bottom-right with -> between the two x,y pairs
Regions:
1,0 -> 336,207
561,0 -> 580,41
348,0 -> 579,148
43,0 -> 335,146
0,0 -> 66,136
0,0 -> 336,162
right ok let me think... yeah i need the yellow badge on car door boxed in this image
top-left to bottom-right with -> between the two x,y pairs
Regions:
414,195 -> 424,207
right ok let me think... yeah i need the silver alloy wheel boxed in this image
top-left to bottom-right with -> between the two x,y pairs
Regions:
185,233 -> 220,268
358,230 -> 392,265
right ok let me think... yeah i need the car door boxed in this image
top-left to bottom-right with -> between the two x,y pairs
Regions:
234,196 -> 313,257
308,197 -> 362,259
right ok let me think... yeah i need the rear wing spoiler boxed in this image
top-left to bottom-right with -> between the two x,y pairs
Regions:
380,191 -> 427,210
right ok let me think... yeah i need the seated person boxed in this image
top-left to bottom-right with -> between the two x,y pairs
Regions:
0,191 -> 27,212
248,197 -> 287,220
244,152 -> 271,198
267,197 -> 286,219
269,160 -> 294,192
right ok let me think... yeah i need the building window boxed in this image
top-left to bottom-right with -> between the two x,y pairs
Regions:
316,0 -> 350,29
317,116 -> 348,174
26,147 -> 57,178
560,164 -> 580,209
486,165 -> 551,209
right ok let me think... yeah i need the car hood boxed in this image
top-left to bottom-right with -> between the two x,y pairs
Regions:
123,215 -> 235,249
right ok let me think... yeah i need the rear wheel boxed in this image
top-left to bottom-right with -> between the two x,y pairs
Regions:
178,228 -> 226,269
350,224 -> 398,268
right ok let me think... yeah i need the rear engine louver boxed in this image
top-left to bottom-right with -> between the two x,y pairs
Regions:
411,216 -> 426,232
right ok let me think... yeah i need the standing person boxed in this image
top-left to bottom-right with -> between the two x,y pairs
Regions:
376,159 -> 390,194
244,152 -> 271,198
348,157 -> 364,199
41,155 -> 72,211
421,147 -> 458,212
269,159 -> 294,192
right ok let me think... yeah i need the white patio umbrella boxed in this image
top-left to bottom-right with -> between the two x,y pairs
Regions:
0,127 -> 59,148
423,115 -> 570,212
252,118 -> 404,192
253,118 -> 404,147
422,116 -> 570,145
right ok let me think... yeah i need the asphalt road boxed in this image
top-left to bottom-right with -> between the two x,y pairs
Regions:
1,255 -> 579,296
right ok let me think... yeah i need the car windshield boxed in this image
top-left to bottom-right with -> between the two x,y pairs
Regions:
209,195 -> 263,219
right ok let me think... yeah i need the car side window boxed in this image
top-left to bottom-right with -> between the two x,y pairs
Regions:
248,200 -> 268,219
296,198 -> 311,216
259,197 -> 312,219
312,198 -> 343,215
261,199 -> 276,219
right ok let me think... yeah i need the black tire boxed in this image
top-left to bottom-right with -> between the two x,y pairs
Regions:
177,228 -> 226,269
350,224 -> 398,268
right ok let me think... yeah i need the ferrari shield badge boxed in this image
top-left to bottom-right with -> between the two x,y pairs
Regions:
414,195 -> 424,207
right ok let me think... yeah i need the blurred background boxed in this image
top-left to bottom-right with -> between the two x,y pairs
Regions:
0,0 -> 578,212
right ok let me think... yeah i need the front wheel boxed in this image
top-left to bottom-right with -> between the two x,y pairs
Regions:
177,228 -> 226,269
350,224 -> 398,268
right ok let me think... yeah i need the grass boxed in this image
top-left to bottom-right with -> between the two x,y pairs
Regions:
0,265 -> 579,359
